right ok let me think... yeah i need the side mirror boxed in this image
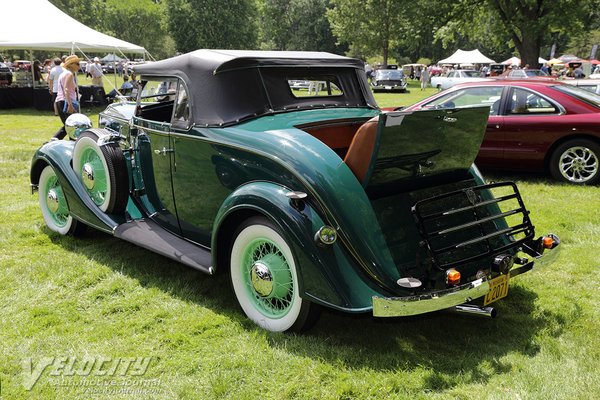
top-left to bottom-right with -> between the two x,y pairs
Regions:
65,113 -> 92,140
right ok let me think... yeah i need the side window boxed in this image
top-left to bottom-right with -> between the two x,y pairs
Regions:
423,86 -> 503,113
508,88 -> 557,115
138,77 -> 177,123
172,80 -> 191,127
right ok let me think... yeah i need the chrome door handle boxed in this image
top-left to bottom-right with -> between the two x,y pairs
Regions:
154,147 -> 174,156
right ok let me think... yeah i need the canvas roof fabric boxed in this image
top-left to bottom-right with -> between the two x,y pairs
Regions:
437,49 -> 495,65
0,0 -> 144,54
134,49 -> 373,127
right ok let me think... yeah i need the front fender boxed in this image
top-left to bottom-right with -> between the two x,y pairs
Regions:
212,181 -> 382,312
30,140 -> 121,233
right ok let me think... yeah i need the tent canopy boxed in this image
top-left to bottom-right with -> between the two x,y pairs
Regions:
0,0 -> 145,54
501,56 -> 521,66
102,54 -> 124,62
437,49 -> 495,65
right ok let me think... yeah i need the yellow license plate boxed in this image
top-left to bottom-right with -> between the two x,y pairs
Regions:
484,274 -> 510,306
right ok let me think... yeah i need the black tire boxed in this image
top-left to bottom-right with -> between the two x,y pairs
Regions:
72,129 -> 129,213
549,139 -> 600,185
229,216 -> 320,332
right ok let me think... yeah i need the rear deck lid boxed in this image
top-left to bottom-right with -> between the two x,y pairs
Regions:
363,107 -> 489,191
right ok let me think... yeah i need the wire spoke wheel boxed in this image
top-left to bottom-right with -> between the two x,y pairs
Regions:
241,238 -> 294,318
230,216 -> 319,332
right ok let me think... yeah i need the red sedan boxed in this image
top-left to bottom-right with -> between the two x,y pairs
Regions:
404,80 -> 600,184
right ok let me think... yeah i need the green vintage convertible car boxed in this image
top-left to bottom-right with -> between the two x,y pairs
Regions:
31,50 -> 559,332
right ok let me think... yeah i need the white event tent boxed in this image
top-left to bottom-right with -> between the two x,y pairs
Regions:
438,49 -> 495,65
0,0 -> 146,56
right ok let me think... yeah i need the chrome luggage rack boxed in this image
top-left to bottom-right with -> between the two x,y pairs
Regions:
411,182 -> 535,270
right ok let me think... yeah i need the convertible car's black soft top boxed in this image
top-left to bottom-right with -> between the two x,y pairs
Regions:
133,49 -> 377,127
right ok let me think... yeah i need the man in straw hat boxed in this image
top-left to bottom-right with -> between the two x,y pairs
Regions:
52,54 -> 81,140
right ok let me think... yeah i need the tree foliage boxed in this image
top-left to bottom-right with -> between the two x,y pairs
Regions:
103,0 -> 173,59
258,0 -> 341,53
165,0 -> 259,53
436,0 -> 597,66
49,0 -> 171,58
327,0 -> 408,65
42,0 -> 600,64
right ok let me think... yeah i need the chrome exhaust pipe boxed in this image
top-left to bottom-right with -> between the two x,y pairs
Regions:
453,304 -> 497,318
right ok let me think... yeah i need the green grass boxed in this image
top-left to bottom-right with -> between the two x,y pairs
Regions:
0,93 -> 599,399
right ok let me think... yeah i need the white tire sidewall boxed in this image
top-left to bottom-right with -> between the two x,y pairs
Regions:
39,165 -> 73,235
230,223 -> 303,332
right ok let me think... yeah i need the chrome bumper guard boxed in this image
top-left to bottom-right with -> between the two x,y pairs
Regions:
373,278 -> 490,317
373,233 -> 560,318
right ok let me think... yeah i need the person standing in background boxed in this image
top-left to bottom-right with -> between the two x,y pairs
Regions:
420,66 -> 430,90
52,55 -> 81,140
47,58 -> 63,116
89,57 -> 103,86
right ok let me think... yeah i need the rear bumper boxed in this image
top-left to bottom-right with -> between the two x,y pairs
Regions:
373,234 -> 560,317
373,278 -> 490,317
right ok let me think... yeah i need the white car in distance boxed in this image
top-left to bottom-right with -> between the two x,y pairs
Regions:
430,69 -> 489,90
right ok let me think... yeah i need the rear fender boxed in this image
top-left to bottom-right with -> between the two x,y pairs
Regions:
31,141 -> 122,233
212,181 -> 381,312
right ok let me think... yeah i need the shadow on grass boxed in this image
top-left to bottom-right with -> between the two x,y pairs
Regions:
49,225 -> 567,391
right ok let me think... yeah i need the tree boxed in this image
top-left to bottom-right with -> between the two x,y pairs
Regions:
49,0 -> 173,58
103,0 -> 173,59
437,0 -> 595,67
166,0 -> 259,53
258,0 -> 341,53
327,0 -> 408,65
49,0 -> 107,30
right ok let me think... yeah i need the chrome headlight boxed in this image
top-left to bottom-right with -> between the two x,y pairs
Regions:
65,113 -> 92,140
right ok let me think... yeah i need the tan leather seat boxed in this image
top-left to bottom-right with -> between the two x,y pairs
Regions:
343,116 -> 379,185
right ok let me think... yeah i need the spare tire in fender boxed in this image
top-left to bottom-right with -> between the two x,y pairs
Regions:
72,128 -> 129,214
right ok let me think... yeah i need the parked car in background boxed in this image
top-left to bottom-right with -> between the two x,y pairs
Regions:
489,63 -> 508,76
0,61 -> 13,85
30,50 -> 559,332
405,80 -> 600,184
371,67 -> 408,92
430,69 -> 489,90
563,78 -> 600,95
505,69 -> 552,79
12,60 -> 31,71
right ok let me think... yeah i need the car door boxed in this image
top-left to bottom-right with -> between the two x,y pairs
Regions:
169,81 -> 232,248
501,86 -> 562,169
134,77 -> 181,235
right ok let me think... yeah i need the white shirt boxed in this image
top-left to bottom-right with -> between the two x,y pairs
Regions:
89,62 -> 103,78
49,65 -> 64,93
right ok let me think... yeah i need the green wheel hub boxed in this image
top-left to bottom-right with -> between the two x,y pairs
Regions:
242,238 -> 295,318
43,174 -> 69,227
78,147 -> 108,206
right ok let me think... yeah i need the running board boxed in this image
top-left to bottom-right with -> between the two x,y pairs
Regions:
114,219 -> 213,274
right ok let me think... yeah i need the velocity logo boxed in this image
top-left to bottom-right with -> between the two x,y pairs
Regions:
22,356 -> 152,390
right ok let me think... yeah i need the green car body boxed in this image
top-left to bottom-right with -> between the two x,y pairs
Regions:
31,50 -> 559,331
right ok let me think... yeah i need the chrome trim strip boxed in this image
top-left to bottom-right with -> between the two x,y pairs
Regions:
372,278 -> 490,317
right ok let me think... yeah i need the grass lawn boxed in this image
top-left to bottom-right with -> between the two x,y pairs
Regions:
0,90 -> 599,399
